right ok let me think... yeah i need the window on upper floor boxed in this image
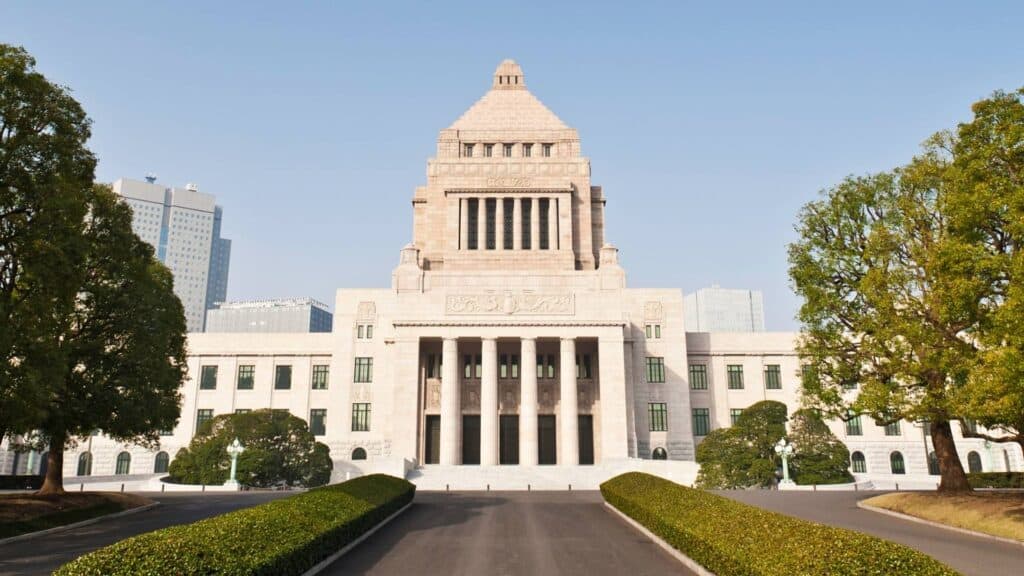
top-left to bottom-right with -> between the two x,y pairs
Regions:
575,354 -> 592,379
884,421 -> 901,436
645,324 -> 662,339
503,143 -> 513,157
845,412 -> 863,436
689,364 -> 708,390
649,403 -> 667,431
464,143 -> 474,157
542,143 -> 553,157
237,365 -> 255,390
426,354 -> 442,379
692,408 -> 710,436
274,365 -> 292,390
646,357 -> 665,383
730,408 -> 745,425
727,365 -> 744,389
199,365 -> 218,390
309,409 -> 327,436
523,143 -> 533,157
354,358 -> 373,383
352,403 -> 371,432
484,143 -> 494,157
764,364 -> 781,390
312,365 -> 330,390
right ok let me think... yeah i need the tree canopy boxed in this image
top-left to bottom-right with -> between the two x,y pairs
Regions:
788,409 -> 853,485
696,401 -> 788,489
168,410 -> 333,488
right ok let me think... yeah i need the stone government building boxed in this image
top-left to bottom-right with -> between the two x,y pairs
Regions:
6,60 -> 1019,487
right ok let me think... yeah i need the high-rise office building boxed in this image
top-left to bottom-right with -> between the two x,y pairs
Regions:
112,177 -> 232,332
205,298 -> 333,333
684,286 -> 765,332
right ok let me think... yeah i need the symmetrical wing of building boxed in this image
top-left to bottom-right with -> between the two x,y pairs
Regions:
2,60 -> 1019,484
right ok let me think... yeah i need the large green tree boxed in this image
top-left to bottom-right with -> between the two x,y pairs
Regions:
0,44 -> 94,445
696,401 -> 788,489
36,184 -> 186,493
789,157 -> 990,491
168,410 -> 333,488
788,409 -> 853,485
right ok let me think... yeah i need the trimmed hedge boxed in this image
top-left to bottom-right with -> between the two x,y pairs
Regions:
55,474 -> 414,576
0,475 -> 43,490
967,472 -> 1024,489
601,472 -> 959,576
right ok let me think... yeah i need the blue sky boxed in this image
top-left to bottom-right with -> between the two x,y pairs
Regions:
4,1 -> 1022,330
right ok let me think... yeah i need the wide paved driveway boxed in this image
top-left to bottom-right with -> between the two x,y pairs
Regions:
718,491 -> 1023,576
0,491 -> 292,576
325,491 -> 690,576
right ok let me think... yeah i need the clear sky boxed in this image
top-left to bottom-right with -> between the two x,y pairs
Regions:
3,1 -> 1022,330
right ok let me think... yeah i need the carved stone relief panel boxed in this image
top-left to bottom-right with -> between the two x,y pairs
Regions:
644,301 -> 664,322
499,382 -> 518,412
427,380 -> 441,409
539,383 -> 555,410
462,382 -> 480,411
446,293 -> 573,315
356,302 -> 376,320
352,385 -> 371,402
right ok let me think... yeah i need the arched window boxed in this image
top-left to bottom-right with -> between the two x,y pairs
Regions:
967,451 -> 982,474
351,447 -> 367,461
115,451 -> 131,475
890,451 -> 905,475
652,447 -> 668,460
154,451 -> 170,474
851,451 -> 867,474
927,451 -> 940,475
77,452 -> 92,477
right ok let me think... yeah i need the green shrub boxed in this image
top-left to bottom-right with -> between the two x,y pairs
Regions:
967,472 -> 1024,489
54,474 -> 414,576
601,472 -> 959,576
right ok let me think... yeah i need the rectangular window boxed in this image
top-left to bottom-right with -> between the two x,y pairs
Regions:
655,325 -> 661,338
358,325 -> 365,339
312,365 -> 330,390
503,143 -> 513,157
523,143 -> 532,157
500,354 -> 508,379
274,365 -> 292,390
542,143 -> 552,157
884,421 -> 901,436
846,413 -> 863,436
199,365 -> 218,390
485,198 -> 496,250
475,355 -> 483,379
464,354 -> 472,379
727,365 -> 744,389
645,325 -> 652,339
237,365 -> 255,390
464,143 -> 474,157
354,358 -> 373,383
503,198 -> 514,249
537,354 -> 545,379
546,355 -> 555,379
692,408 -> 710,436
730,409 -> 744,426
352,403 -> 371,432
196,409 -> 213,432
467,198 -> 479,250
764,365 -> 781,390
649,403 -> 668,432
538,198 -> 550,249
484,143 -> 493,157
309,409 -> 327,436
366,325 -> 373,339
521,199 -> 532,249
511,354 -> 519,378
689,364 -> 708,390
582,354 -> 592,379
646,357 -> 665,383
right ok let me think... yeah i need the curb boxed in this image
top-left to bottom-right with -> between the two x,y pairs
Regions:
856,501 -> 1024,548
0,501 -> 160,547
302,502 -> 413,576
604,502 -> 716,576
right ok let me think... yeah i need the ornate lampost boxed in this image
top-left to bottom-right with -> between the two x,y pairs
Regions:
774,438 -> 795,486
225,438 -> 245,489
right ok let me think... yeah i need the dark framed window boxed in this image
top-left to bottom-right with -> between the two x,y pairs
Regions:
655,325 -> 661,338
764,364 -> 781,390
646,357 -> 665,383
575,354 -> 592,379
546,355 -> 555,379
730,408 -> 744,425
467,198 -> 479,250
309,409 -> 327,436
485,198 -> 496,249
884,421 -> 901,436
846,413 -> 863,436
890,451 -> 906,474
352,447 -> 367,460
475,355 -> 483,378
354,358 -> 373,383
77,452 -> 92,476
115,452 -> 131,475
692,408 -> 710,436
275,365 -> 292,390
727,365 -> 744,389
851,451 -> 867,473
652,447 -> 667,460
649,403 -> 667,432
366,325 -> 374,339
200,365 -> 218,390
196,409 -> 213,432
500,354 -> 508,378
523,143 -> 532,157
928,451 -> 940,475
511,354 -> 519,378
537,354 -> 545,379
464,143 -> 474,157
154,451 -> 170,474
689,364 -> 708,390
503,143 -> 513,157
542,143 -> 552,157
358,325 -> 365,339
503,198 -> 514,249
538,198 -> 550,249
426,354 -> 442,379
521,199 -> 532,249
484,143 -> 493,157
237,365 -> 255,390
464,354 -> 472,379
967,451 -> 982,473
312,365 -> 329,390
352,403 -> 371,432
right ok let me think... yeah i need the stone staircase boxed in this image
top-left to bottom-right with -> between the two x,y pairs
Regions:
407,459 -> 700,491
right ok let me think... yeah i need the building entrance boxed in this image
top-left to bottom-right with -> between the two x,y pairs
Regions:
578,415 -> 594,465
462,415 -> 480,465
424,415 -> 440,464
500,415 -> 519,464
538,415 -> 556,465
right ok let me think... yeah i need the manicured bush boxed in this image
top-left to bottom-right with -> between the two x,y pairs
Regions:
0,475 -> 43,490
54,474 -> 414,576
967,472 -> 1024,489
601,472 -> 960,576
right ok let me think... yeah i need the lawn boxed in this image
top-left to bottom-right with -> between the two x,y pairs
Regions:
0,492 -> 152,539
862,492 -> 1024,542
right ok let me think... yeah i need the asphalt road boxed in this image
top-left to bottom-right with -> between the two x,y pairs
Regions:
717,490 -> 1023,576
0,491 -> 293,576
324,491 -> 691,576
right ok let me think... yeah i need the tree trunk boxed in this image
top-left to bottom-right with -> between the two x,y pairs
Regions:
37,434 -> 66,495
931,420 -> 972,492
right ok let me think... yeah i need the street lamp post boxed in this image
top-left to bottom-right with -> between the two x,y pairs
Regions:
225,438 -> 245,490
775,438 -> 795,487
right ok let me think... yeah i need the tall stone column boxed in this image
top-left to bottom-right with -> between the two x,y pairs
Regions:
440,337 -> 460,465
480,338 -> 499,466
477,197 -> 487,251
513,197 -> 522,250
548,196 -> 558,250
519,337 -> 538,465
559,337 -> 578,465
491,196 -> 499,249
529,198 -> 540,251
459,198 -> 469,250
